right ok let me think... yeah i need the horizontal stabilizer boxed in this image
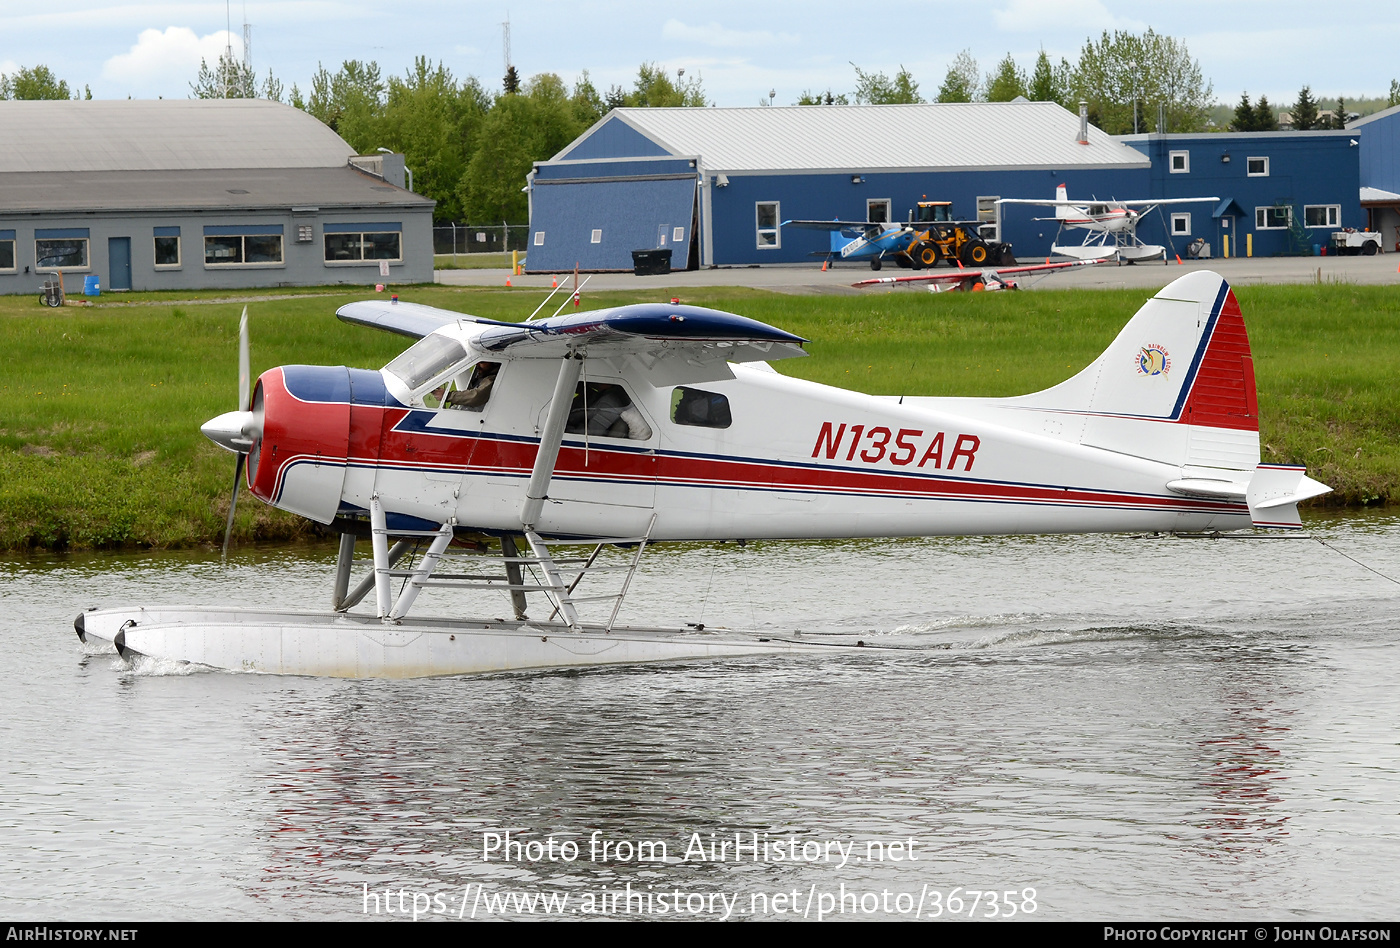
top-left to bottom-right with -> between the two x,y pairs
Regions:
1246,464 -> 1332,529
338,300 -> 472,339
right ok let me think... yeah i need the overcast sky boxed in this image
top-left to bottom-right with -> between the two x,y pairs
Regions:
4,1 -> 1398,107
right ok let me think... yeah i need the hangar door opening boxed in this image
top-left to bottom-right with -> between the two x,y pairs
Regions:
526,175 -> 698,272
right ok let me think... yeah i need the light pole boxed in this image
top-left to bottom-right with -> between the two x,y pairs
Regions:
1130,60 -> 1138,134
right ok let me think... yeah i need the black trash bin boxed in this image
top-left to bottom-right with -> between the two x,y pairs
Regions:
631,248 -> 672,276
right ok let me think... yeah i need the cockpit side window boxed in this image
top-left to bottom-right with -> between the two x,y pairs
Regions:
671,387 -> 732,429
441,361 -> 500,412
565,382 -> 653,440
384,333 -> 467,391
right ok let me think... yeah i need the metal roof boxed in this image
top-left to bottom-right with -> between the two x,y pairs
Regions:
1360,185 -> 1400,203
571,102 -> 1150,174
0,99 -> 355,173
0,167 -> 432,214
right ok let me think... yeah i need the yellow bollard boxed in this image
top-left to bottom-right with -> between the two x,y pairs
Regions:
1246,233 -> 1252,257
1222,234 -> 1228,258
511,249 -> 519,275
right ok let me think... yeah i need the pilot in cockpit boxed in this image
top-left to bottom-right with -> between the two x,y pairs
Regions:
435,361 -> 500,412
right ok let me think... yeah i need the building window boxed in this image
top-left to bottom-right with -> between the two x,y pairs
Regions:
154,226 -> 181,268
867,199 -> 890,223
204,226 -> 284,266
1169,150 -> 1190,173
35,239 -> 89,269
534,231 -> 545,246
1255,206 -> 1292,230
590,229 -> 603,244
756,201 -> 780,249
1304,204 -> 1339,228
323,224 -> 402,263
672,226 -> 685,243
1247,157 -> 1269,177
1171,213 -> 1191,235
0,230 -> 15,271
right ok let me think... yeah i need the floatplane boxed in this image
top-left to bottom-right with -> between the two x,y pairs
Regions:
74,271 -> 1328,678
999,185 -> 1218,263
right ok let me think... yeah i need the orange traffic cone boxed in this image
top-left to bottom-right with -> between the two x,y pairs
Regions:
552,278 -> 558,288
821,260 -> 828,271
505,277 -> 512,287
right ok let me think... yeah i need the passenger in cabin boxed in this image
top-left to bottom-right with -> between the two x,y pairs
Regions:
672,387 -> 732,428
445,361 -> 501,411
567,383 -> 653,440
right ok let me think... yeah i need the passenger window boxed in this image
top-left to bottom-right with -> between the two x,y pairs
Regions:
671,387 -> 732,428
566,382 -> 653,440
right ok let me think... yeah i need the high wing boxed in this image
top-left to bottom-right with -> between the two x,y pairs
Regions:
338,299 -> 477,339
783,219 -> 903,237
996,197 -> 1219,208
1107,197 -> 1220,208
471,303 -> 807,364
850,258 -> 1102,287
337,299 -> 807,365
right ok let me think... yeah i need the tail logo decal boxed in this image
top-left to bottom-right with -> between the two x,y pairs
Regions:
1136,344 -> 1171,377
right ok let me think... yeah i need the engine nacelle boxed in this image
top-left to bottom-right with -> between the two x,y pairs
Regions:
248,365 -> 353,524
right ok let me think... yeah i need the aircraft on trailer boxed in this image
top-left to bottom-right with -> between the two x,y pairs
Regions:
75,272 -> 1329,678
851,257 -> 1104,292
998,185 -> 1218,264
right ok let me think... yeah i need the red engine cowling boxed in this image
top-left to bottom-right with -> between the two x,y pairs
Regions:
247,366 -> 352,524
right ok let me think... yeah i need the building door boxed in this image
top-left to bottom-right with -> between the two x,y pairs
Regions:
108,237 -> 132,290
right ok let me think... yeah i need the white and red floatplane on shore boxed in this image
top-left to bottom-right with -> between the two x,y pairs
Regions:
75,270 -> 1328,677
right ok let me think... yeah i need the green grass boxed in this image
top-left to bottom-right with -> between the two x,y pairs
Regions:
433,252 -> 519,270
0,281 -> 1394,550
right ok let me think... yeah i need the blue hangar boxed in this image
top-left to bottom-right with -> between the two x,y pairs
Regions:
524,101 -> 1154,272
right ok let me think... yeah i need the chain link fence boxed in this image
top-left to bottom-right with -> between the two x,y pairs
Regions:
433,223 -> 532,258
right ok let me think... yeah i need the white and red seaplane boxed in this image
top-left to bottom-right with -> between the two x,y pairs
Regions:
999,185 -> 1219,263
75,271 -> 1328,677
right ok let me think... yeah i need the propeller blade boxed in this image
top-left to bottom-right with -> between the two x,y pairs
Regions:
222,451 -> 246,559
237,306 -> 250,412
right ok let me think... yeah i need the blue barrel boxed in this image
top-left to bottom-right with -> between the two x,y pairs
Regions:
1312,244 -> 1321,257
83,275 -> 101,296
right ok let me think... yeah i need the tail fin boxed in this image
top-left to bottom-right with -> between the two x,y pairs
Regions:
1007,270 -> 1330,525
1055,183 -> 1071,219
1012,270 -> 1257,440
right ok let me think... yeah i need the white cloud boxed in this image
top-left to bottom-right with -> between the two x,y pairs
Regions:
101,26 -> 240,90
991,0 -> 1143,34
0,60 -> 19,76
661,19 -> 798,49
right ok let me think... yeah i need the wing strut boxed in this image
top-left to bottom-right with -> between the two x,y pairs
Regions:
518,352 -> 586,629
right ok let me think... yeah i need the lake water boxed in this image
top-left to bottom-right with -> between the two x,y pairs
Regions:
3,513 -> 1398,921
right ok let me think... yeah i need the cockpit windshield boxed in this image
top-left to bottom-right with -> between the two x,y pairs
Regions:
384,333 -> 468,391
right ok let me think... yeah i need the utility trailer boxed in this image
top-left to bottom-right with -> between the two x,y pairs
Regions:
1330,230 -> 1383,255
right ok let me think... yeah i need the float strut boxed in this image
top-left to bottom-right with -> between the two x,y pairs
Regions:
332,531 -> 356,610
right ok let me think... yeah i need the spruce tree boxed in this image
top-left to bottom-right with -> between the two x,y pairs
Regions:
502,65 -> 520,95
1332,97 -> 1346,128
1254,95 -> 1278,131
1292,85 -> 1318,130
1233,92 -> 1256,131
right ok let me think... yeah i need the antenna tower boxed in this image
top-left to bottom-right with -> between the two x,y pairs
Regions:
242,3 -> 253,82
223,0 -> 233,97
502,16 -> 512,74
